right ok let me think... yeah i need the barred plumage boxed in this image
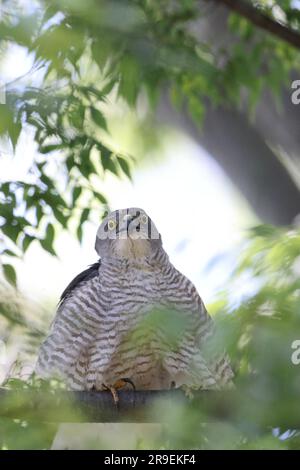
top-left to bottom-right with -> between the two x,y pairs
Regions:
36,208 -> 233,391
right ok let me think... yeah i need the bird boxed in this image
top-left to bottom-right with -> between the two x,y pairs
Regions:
36,207 -> 233,397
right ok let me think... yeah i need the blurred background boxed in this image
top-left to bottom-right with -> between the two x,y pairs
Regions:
1,0 -> 300,449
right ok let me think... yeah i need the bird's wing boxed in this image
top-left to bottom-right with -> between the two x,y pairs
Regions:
35,261 -> 101,389
59,261 -> 101,306
196,299 -> 234,389
163,269 -> 234,389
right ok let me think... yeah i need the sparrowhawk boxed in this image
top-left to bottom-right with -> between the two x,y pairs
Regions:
36,208 -> 233,392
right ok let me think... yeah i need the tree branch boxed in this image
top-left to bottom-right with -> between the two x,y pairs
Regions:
1,388 -> 300,429
0,389 -> 233,423
207,0 -> 300,49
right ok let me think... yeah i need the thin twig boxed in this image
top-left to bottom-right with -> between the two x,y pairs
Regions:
0,63 -> 45,92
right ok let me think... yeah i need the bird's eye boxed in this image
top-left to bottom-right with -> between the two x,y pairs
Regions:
141,215 -> 148,224
108,220 -> 116,230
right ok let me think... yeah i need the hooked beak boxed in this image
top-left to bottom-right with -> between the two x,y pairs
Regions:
116,214 -> 139,235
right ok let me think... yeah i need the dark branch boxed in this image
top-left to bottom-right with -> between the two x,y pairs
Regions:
0,389 -> 233,423
207,0 -> 300,49
1,388 -> 300,429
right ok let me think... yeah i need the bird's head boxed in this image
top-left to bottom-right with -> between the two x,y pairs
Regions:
95,208 -> 162,260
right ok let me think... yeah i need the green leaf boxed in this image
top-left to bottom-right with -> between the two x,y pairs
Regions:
118,56 -> 140,106
22,235 -> 35,253
249,225 -> 279,238
188,95 -> 204,126
117,156 -> 132,180
40,223 -> 56,256
1,224 -> 20,243
77,208 -> 90,243
40,238 -> 56,256
77,225 -> 83,243
68,103 -> 85,129
8,121 -> 22,151
1,249 -> 18,257
39,143 -> 67,154
101,80 -> 116,96
52,207 -> 68,228
76,144 -> 98,179
91,38 -> 110,70
0,104 -> 21,150
90,107 -> 108,132
3,263 -> 17,287
36,205 -> 43,224
80,208 -> 90,225
78,85 -> 106,101
47,223 -> 55,244
98,145 -> 118,175
72,186 -> 82,205
93,191 -> 107,204
66,154 -> 75,172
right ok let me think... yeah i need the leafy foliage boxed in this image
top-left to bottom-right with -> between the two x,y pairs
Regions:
1,0 -> 300,276
1,0 -> 300,449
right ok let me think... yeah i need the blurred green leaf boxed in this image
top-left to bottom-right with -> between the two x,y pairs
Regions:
117,156 -> 132,180
93,190 -> 107,204
2,264 -> 17,287
72,186 -> 82,205
40,223 -> 56,256
1,249 -> 18,257
90,107 -> 108,132
98,145 -> 118,175
76,208 -> 90,242
22,235 -> 35,253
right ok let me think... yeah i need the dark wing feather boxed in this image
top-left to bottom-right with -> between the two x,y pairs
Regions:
59,260 -> 101,305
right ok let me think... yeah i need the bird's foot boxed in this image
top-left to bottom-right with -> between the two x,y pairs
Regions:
102,378 -> 136,408
180,384 -> 195,400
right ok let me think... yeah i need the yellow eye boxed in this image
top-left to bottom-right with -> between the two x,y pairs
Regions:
141,215 -> 148,224
108,219 -> 116,230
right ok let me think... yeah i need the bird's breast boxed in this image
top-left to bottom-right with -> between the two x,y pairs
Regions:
96,265 -> 167,350
100,265 -> 164,311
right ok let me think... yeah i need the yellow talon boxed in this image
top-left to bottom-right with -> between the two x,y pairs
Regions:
103,378 -> 136,407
